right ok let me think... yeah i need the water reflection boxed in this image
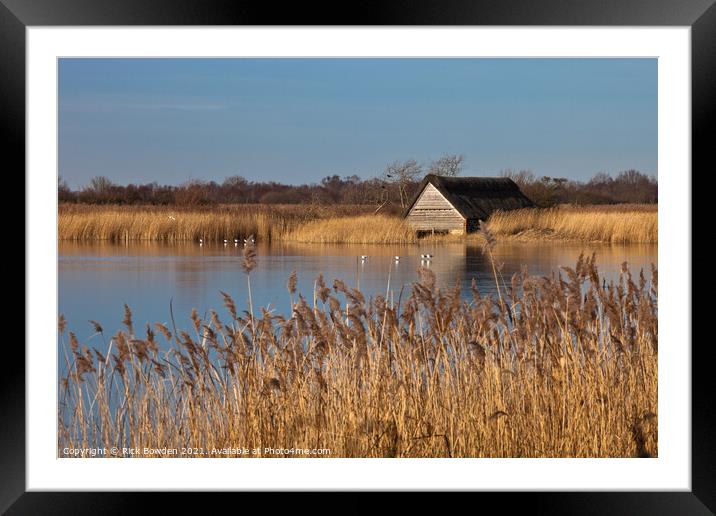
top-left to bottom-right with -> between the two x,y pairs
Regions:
59,241 -> 657,344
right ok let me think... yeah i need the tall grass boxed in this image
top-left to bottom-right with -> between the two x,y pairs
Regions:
58,204 -> 375,242
59,249 -> 658,458
486,205 -> 657,243
286,214 -> 418,244
58,203 -> 658,244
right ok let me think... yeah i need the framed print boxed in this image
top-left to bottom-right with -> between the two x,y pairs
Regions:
5,0 -> 712,512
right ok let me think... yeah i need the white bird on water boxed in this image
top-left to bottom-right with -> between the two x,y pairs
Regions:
394,256 -> 400,262
421,254 -> 433,265
198,238 -> 203,245
360,255 -> 368,263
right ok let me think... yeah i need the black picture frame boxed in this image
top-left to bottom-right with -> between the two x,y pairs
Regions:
5,0 -> 710,512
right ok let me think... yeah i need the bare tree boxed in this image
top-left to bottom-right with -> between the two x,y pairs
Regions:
428,154 -> 464,177
500,169 -> 535,186
222,175 -> 248,188
58,175 -> 70,193
58,175 -> 75,202
87,176 -> 114,194
383,159 -> 423,208
222,175 -> 249,203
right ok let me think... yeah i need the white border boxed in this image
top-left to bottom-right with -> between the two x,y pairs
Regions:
27,27 -> 691,491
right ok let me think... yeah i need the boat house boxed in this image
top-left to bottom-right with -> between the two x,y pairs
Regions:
403,174 -> 534,234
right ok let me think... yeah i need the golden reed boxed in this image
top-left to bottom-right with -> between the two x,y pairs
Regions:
486,204 -> 657,243
58,203 -> 657,244
59,253 -> 657,458
57,203 -> 375,243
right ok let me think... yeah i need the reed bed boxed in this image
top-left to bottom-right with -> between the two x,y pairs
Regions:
286,214 -> 418,244
59,203 -> 657,244
59,238 -> 658,458
486,205 -> 657,243
58,204 -> 374,242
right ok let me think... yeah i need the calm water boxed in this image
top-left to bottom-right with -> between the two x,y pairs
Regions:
58,241 -> 657,344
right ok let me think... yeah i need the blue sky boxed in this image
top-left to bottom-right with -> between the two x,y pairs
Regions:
58,58 -> 657,189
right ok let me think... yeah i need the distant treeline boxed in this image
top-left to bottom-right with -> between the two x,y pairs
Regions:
59,156 -> 657,208
501,169 -> 658,206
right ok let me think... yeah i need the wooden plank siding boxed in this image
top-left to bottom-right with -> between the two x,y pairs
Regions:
406,183 -> 466,233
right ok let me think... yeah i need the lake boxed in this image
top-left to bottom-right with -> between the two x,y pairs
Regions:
58,240 -> 657,345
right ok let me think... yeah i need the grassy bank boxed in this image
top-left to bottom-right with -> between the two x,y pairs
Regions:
59,248 -> 658,458
58,203 -> 657,244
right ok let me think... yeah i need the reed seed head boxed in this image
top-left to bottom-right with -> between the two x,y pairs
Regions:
241,234 -> 257,274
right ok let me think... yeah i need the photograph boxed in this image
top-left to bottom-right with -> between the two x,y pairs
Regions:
2,0 -> 707,504
56,57 -> 659,459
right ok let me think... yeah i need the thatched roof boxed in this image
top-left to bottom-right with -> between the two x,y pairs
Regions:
403,174 -> 534,220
